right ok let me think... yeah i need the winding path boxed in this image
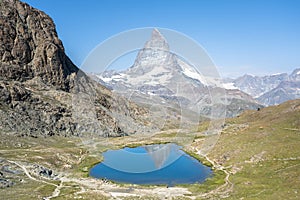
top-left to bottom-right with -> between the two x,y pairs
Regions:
6,160 -> 62,199
6,141 -> 234,199
193,148 -> 234,199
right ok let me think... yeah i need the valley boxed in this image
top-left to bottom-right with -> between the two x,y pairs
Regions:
1,99 -> 299,199
0,0 -> 299,199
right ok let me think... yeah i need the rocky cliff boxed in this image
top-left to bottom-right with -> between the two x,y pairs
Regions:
0,0 -> 152,137
0,0 -> 77,91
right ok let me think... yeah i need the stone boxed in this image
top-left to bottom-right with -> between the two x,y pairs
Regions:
0,0 -> 153,137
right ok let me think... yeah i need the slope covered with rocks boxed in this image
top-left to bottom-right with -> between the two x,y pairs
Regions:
0,0 -> 153,137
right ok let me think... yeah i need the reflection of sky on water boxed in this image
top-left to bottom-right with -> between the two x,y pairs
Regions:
102,143 -> 183,173
90,143 -> 212,185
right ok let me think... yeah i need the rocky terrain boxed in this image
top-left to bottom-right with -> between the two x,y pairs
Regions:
225,68 -> 300,106
0,1 -> 299,200
0,0 -> 154,137
0,99 -> 298,199
95,29 -> 262,119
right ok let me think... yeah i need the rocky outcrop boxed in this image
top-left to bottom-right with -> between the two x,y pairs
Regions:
0,159 -> 22,189
0,0 -> 153,137
0,0 -> 78,91
0,81 -> 76,136
32,164 -> 57,179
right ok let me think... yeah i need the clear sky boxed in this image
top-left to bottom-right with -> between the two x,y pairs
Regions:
22,0 -> 300,77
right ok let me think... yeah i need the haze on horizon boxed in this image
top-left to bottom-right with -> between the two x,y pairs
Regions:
22,0 -> 300,78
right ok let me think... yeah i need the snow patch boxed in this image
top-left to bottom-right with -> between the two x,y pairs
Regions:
271,73 -> 283,76
147,91 -> 156,96
179,60 -> 207,85
97,73 -> 126,83
223,83 -> 238,90
99,77 -> 112,82
125,66 -> 172,85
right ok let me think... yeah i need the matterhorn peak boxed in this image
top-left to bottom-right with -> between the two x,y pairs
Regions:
144,28 -> 170,51
128,28 -> 177,75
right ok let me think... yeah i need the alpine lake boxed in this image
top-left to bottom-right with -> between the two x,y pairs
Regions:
90,143 -> 212,186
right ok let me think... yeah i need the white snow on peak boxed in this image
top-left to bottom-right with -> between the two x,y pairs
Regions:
271,73 -> 283,76
178,59 -> 225,87
178,59 -> 208,85
126,66 -> 172,85
97,73 -> 126,83
100,77 -> 112,82
147,91 -> 156,96
297,70 -> 300,75
96,74 -> 111,82
223,82 -> 238,90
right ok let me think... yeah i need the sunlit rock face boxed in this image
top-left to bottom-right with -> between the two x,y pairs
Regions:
126,29 -> 181,85
95,29 -> 262,120
0,0 -> 78,91
0,0 -> 154,137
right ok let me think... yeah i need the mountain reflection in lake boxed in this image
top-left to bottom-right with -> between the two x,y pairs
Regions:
144,143 -> 173,169
90,143 -> 212,185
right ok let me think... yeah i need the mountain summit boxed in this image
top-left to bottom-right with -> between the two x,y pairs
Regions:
0,0 -> 152,137
96,29 -> 262,120
144,28 -> 170,51
128,29 -> 178,78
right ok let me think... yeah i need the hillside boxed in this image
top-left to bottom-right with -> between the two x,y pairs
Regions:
0,97 -> 298,199
0,0 -> 299,199
200,99 -> 300,199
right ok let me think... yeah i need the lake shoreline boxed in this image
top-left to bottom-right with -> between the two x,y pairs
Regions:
89,143 -> 213,186
86,135 -> 226,191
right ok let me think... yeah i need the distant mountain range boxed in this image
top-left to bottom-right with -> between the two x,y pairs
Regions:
94,29 -> 262,120
94,29 -> 299,116
225,68 -> 300,106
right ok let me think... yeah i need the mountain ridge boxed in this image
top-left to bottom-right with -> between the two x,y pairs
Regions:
0,0 -> 153,137
226,68 -> 300,105
95,29 -> 262,119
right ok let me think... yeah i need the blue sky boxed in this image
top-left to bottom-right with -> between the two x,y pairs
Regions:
22,0 -> 300,77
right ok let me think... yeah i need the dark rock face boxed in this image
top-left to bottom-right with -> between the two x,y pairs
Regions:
0,0 -> 152,137
0,0 -> 78,91
32,164 -> 56,179
0,81 -> 76,136
0,160 -> 23,189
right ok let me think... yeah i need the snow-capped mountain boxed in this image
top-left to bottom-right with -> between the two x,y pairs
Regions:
225,68 -> 300,106
93,29 -> 262,120
257,81 -> 300,106
290,68 -> 300,82
232,73 -> 289,98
